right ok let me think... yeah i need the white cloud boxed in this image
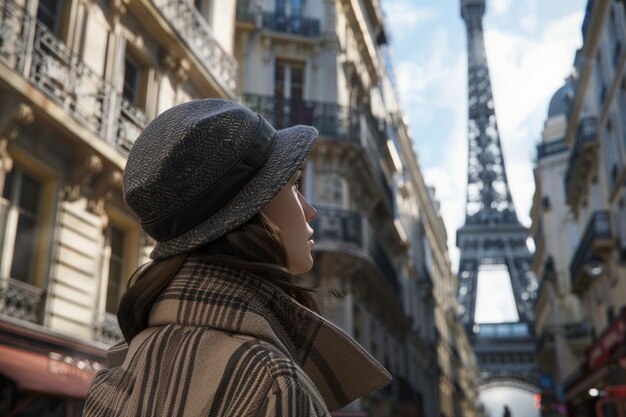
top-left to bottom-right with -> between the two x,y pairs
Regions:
518,0 -> 539,33
491,0 -> 513,16
389,3 -> 584,274
393,26 -> 468,271
383,0 -> 438,36
485,10 -> 584,227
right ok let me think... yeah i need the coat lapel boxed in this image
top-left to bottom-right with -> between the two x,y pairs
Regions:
111,259 -> 392,411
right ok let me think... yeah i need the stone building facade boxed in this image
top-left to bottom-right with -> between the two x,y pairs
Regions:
0,0 -> 238,413
0,0 -> 484,415
531,0 -> 626,415
235,2 -> 483,416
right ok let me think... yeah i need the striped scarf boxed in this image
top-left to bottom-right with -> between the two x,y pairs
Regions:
84,258 -> 392,416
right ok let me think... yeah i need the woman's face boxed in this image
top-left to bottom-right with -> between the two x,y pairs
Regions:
262,168 -> 317,274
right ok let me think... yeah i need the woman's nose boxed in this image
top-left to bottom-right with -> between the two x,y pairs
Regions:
300,193 -> 317,223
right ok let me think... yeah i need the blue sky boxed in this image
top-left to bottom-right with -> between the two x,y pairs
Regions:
381,0 -> 586,271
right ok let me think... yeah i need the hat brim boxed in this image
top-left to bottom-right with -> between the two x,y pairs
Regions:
149,124 -> 318,259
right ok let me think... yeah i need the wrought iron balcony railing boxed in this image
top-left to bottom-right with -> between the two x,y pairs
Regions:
93,311 -> 123,345
0,278 -> 45,324
0,0 -> 148,154
570,210 -> 613,293
310,207 -> 367,250
243,94 -> 360,143
151,0 -> 238,90
536,138 -> 568,160
537,322 -> 592,352
311,207 -> 400,295
0,0 -> 113,138
565,116 -> 598,207
116,98 -> 148,153
261,11 -> 320,38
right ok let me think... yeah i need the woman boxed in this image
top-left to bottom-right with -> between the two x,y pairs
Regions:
84,99 -> 392,417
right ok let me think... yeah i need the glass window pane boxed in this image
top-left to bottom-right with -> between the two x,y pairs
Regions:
291,0 -> 302,15
2,169 -> 14,200
105,226 -> 126,313
275,62 -> 285,98
19,173 -> 41,214
37,0 -> 60,31
275,0 -> 285,14
110,226 -> 125,258
105,258 -> 124,313
291,67 -> 304,100
123,58 -> 138,104
10,216 -> 37,283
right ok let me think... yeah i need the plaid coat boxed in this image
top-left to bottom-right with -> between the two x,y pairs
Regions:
84,259 -> 392,417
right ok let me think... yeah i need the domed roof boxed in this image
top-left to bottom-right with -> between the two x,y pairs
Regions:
547,81 -> 574,118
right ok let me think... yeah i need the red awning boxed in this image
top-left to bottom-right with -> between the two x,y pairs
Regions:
0,345 -> 99,398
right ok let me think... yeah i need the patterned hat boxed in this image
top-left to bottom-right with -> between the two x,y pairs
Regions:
122,99 -> 318,259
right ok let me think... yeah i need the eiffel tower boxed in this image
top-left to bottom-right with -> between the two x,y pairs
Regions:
456,0 -> 538,389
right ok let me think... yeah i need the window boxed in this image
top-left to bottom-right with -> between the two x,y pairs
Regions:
274,60 -> 304,101
609,7 -> 623,68
36,0 -> 62,32
122,57 -> 139,105
595,50 -> 607,105
602,116 -> 624,191
275,59 -> 307,127
1,168 -> 42,285
275,0 -> 302,16
193,0 -> 213,21
314,172 -> 348,207
104,224 -> 126,314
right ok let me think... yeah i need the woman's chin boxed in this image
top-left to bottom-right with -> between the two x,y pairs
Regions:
290,257 -> 314,275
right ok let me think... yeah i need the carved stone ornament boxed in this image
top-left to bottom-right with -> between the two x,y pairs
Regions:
62,154 -> 104,202
86,169 -> 123,221
0,103 -> 35,174
109,0 -> 130,22
162,52 -> 190,85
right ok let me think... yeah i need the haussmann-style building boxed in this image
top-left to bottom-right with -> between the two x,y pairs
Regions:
530,0 -> 626,416
0,0 -> 485,415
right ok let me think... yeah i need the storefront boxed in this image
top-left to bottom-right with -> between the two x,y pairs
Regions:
566,308 -> 626,417
0,320 -> 106,417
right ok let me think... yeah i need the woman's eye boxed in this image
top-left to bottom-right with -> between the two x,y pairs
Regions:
294,178 -> 302,191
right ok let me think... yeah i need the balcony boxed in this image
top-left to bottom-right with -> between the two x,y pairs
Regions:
0,4 -> 113,137
537,322 -> 592,354
93,311 -> 123,346
310,207 -> 367,250
570,210 -> 614,293
0,278 -> 45,324
235,0 -> 321,39
151,0 -> 237,90
311,207 -> 400,296
536,138 -> 568,160
116,98 -> 148,153
565,116 -> 598,208
0,0 -> 148,155
261,12 -> 320,38
243,94 -> 360,144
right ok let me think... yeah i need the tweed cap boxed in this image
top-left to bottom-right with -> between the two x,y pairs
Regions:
122,99 -> 318,259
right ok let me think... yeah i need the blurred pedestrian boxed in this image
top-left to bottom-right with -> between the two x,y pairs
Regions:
83,99 -> 392,416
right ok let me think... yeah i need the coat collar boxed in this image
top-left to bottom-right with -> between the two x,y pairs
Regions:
110,258 -> 392,411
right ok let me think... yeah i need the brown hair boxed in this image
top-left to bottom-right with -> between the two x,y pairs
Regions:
117,212 -> 319,343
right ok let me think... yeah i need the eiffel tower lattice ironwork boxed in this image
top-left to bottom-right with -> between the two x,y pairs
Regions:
456,0 -> 539,388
